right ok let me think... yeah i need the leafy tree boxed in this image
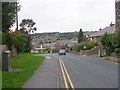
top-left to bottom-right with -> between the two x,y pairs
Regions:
101,33 -> 113,56
5,31 -> 27,55
24,35 -> 32,52
19,19 -> 37,52
2,2 -> 21,32
111,32 -> 120,49
20,19 -> 37,34
11,31 -> 27,54
78,28 -> 83,43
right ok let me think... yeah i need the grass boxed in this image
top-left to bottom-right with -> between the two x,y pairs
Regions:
2,53 -> 45,89
0,72 -> 2,90
31,52 -> 48,54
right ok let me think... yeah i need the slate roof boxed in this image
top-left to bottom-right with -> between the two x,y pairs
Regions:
89,25 -> 115,37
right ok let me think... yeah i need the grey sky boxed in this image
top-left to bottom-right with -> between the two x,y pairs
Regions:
14,0 -> 115,33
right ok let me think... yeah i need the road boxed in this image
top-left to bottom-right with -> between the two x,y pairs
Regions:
23,53 -> 118,88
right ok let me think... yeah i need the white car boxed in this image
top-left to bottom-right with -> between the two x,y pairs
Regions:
59,49 -> 66,55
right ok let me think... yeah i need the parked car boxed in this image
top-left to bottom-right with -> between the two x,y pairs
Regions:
59,49 -> 66,55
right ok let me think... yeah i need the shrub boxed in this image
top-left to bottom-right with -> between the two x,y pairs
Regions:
52,48 -> 59,53
115,48 -> 120,54
84,40 -> 96,50
72,44 -> 84,52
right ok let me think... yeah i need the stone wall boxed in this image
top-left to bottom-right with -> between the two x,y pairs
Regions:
105,53 -> 120,63
116,0 -> 120,32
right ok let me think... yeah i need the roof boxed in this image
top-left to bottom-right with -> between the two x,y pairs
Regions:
89,25 -> 115,37
116,0 -> 120,2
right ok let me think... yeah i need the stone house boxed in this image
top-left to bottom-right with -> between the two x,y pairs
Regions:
89,23 -> 115,43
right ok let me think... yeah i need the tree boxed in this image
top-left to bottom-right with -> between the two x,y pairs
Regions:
5,31 -> 27,55
2,2 -> 21,32
78,28 -> 83,43
20,19 -> 37,34
19,19 -> 37,52
101,33 -> 113,56
111,32 -> 120,49
111,31 -> 120,57
11,31 -> 27,54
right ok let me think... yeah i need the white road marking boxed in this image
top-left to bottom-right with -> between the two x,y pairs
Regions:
46,57 -> 51,59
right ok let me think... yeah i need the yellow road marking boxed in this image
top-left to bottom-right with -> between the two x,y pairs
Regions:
59,59 -> 69,90
61,60 -> 75,90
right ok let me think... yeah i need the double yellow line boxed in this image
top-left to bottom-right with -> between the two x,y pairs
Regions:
59,58 -> 75,90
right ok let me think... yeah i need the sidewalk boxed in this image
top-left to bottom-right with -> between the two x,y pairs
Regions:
23,54 -> 58,88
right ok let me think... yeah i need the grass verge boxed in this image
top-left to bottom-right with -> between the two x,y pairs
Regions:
0,72 -> 2,90
2,53 -> 45,89
31,52 -> 48,54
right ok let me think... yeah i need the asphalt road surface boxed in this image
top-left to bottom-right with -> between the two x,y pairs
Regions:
23,53 -> 118,88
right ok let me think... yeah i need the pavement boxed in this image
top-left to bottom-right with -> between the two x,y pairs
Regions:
23,53 -> 118,88
23,54 -> 58,88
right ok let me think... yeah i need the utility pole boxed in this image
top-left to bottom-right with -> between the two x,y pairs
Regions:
16,2 -> 18,31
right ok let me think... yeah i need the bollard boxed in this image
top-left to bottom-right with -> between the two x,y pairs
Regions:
2,50 -> 11,71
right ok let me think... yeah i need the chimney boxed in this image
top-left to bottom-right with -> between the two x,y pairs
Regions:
99,28 -> 102,31
110,22 -> 114,27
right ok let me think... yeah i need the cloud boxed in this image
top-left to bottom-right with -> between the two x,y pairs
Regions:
13,0 -> 115,33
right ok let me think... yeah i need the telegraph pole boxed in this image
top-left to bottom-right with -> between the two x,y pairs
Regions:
16,2 -> 18,31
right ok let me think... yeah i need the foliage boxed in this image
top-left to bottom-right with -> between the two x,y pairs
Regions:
78,28 -> 83,43
5,31 -> 14,50
84,40 -> 97,50
57,33 -> 74,40
100,33 -> 113,56
2,2 -> 21,32
72,44 -> 84,52
72,40 -> 97,52
19,19 -> 37,52
114,48 -> 120,54
2,53 -> 45,88
101,32 -> 120,55
0,32 -> 1,45
4,31 -> 27,54
11,31 -> 27,54
52,48 -> 59,53
101,33 -> 112,48
20,19 -> 37,34
111,32 -> 120,49
24,35 -> 32,52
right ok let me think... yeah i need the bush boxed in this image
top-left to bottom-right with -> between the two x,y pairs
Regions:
72,44 -> 84,52
52,48 -> 59,53
84,40 -> 96,50
115,48 -> 120,54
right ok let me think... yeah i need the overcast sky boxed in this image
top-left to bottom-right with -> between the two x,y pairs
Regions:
13,0 -> 115,33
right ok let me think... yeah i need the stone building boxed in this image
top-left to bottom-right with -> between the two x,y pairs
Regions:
89,23 -> 115,43
116,0 -> 120,32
